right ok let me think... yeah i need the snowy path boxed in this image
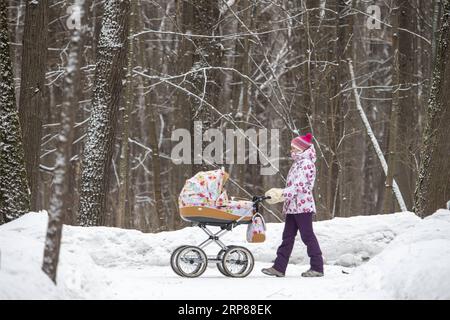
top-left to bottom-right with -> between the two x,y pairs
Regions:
1,210 -> 450,299
96,264 -> 364,300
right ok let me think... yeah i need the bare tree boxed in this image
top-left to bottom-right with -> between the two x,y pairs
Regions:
395,0 -> 420,210
0,0 -> 30,224
116,0 -> 136,228
328,0 -> 354,218
41,0 -> 86,283
42,206 -> 64,283
78,0 -> 130,226
170,0 -> 194,230
189,0 -> 224,174
3,0 -> 443,232
349,60 -> 407,212
383,0 -> 401,213
235,0 -> 252,195
18,0 -> 48,210
414,0 -> 450,217
137,1 -> 165,231
50,0 -> 86,226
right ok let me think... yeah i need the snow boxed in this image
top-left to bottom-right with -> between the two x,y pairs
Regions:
1,210 -> 449,299
351,209 -> 450,299
348,61 -> 407,211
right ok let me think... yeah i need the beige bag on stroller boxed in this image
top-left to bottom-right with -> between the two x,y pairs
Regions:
247,213 -> 266,243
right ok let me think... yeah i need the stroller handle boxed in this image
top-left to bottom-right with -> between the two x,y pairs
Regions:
252,195 -> 271,214
252,195 -> 271,203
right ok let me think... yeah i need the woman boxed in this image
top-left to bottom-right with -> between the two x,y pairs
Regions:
262,133 -> 324,277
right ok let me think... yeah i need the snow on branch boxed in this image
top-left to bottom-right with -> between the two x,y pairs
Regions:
220,0 -> 237,16
348,60 -> 407,212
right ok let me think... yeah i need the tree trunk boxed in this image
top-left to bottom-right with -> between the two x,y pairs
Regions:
41,0 -> 86,282
396,0 -> 418,210
189,0 -> 224,174
0,0 -> 31,223
18,0 -> 48,210
414,0 -> 450,217
41,209 -> 63,283
383,1 -> 401,213
50,0 -> 85,226
136,0 -> 165,232
300,0 -> 320,133
116,0 -> 136,229
236,0 -> 251,195
432,0 -> 443,65
170,0 -> 194,230
78,0 -> 130,226
327,0 -> 354,218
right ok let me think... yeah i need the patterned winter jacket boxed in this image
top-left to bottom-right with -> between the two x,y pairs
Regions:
282,145 -> 317,214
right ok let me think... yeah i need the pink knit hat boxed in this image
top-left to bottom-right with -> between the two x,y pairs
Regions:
291,133 -> 313,151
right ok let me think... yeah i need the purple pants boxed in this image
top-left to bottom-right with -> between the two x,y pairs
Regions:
273,213 -> 324,274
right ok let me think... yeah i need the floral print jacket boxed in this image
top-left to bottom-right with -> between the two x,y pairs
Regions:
282,145 -> 317,214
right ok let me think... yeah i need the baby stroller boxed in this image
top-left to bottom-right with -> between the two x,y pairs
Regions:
170,169 -> 270,278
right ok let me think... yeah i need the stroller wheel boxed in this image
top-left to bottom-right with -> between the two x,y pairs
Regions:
216,249 -> 228,276
175,246 -> 208,278
216,246 -> 236,277
170,245 -> 188,276
221,246 -> 254,278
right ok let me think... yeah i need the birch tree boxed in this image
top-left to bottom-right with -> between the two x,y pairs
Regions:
349,60 -> 407,212
50,0 -> 86,226
78,0 -> 130,226
0,0 -> 30,223
41,0 -> 86,283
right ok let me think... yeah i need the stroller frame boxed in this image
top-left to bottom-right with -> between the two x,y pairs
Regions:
196,215 -> 248,262
170,196 -> 270,277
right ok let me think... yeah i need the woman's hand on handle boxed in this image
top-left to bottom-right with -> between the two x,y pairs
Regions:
264,188 -> 285,204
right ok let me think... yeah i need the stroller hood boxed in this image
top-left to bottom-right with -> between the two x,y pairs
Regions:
179,169 -> 229,208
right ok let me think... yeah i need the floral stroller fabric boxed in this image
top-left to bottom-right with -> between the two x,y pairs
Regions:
178,169 -> 254,220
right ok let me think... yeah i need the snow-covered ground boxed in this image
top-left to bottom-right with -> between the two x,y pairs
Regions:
1,209 -> 449,299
